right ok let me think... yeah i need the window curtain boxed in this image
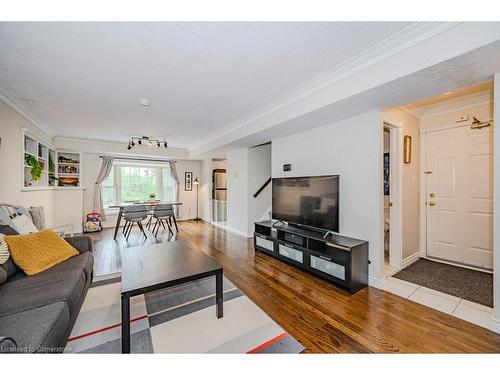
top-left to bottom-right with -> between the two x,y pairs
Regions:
168,160 -> 180,217
94,156 -> 114,220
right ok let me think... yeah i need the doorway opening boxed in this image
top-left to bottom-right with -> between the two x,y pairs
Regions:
384,81 -> 495,329
382,121 -> 403,277
211,159 -> 227,226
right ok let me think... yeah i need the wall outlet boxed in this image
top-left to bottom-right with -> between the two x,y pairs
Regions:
456,114 -> 469,122
283,164 -> 291,172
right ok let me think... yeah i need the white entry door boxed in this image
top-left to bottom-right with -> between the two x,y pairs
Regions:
425,123 -> 493,269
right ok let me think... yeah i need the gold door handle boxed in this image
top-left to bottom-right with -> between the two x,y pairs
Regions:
428,201 -> 436,207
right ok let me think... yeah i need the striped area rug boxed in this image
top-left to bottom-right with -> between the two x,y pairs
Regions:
65,275 -> 304,354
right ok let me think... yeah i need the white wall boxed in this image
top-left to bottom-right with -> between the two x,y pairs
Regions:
200,158 -> 211,222
383,109 -> 420,260
247,144 -> 272,235
55,138 -> 202,227
272,110 -> 383,282
175,160 -> 202,220
493,74 -> 500,333
0,100 -> 57,227
226,148 -> 249,236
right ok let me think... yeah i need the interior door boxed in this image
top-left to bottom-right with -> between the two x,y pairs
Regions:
425,124 -> 493,269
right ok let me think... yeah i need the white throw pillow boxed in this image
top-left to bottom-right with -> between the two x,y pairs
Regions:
11,214 -> 39,235
0,234 -> 10,265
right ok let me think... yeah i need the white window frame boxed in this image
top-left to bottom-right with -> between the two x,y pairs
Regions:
102,162 -> 175,213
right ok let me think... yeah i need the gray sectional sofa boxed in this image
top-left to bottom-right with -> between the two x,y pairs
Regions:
0,225 -> 94,353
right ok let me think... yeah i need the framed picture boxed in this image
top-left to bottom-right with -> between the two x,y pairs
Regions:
185,171 -> 193,191
404,135 -> 412,164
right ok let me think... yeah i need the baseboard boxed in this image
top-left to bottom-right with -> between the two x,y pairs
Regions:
368,276 -> 386,290
211,222 -> 252,239
491,318 -> 500,334
402,252 -> 420,268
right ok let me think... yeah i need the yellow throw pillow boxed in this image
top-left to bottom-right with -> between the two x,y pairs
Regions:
4,230 -> 79,275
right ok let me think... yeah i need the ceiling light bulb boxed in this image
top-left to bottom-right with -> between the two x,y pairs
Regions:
139,98 -> 150,106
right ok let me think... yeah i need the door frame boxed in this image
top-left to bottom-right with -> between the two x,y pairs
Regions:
382,120 -> 403,274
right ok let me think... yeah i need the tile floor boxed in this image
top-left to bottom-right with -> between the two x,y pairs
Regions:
384,276 -> 493,330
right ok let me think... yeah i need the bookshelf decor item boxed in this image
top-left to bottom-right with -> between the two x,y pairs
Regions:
22,129 -> 81,189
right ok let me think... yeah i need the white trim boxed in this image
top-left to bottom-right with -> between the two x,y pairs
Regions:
412,91 -> 492,119
211,221 -> 252,239
419,132 -> 428,259
402,252 -> 420,268
382,120 -> 403,275
491,318 -> 500,334
0,80 -> 55,137
189,22 -> 460,152
420,119 -> 493,134
368,276 -> 386,290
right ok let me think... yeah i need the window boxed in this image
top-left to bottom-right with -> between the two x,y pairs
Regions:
102,163 -> 176,208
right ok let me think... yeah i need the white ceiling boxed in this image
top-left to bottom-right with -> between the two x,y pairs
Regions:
0,22 -> 415,149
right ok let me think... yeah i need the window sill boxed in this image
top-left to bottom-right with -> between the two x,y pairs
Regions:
104,208 -> 119,216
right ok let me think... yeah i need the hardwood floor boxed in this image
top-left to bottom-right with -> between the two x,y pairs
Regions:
87,220 -> 500,353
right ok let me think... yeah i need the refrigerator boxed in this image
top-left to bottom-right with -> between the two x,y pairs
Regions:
212,169 -> 227,201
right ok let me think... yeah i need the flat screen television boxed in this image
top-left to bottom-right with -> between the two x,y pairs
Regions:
272,175 -> 339,232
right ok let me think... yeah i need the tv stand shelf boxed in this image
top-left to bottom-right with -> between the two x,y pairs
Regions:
254,221 -> 368,293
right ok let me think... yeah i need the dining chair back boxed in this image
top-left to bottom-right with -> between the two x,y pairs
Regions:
151,204 -> 174,237
122,205 -> 148,240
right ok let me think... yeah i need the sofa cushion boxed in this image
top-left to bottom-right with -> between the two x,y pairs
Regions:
39,251 -> 94,280
0,302 -> 70,353
5,229 -> 79,275
0,270 -> 85,317
0,267 -> 6,286
0,225 -> 19,278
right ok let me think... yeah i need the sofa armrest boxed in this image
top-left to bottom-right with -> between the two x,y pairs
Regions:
0,336 -> 18,353
65,235 -> 93,253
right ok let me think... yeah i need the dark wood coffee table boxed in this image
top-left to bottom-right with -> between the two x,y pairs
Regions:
120,241 -> 224,353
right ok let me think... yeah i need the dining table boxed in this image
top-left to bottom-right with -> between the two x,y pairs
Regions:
109,201 -> 182,240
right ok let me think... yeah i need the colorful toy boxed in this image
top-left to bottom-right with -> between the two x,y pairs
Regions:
84,212 -> 102,233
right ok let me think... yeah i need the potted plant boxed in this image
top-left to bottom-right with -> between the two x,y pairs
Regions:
25,154 -> 42,181
149,193 -> 156,203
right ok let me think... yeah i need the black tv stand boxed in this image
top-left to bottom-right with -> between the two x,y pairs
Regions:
254,221 -> 369,293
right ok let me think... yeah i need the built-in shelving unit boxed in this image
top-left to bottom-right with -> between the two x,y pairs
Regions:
57,152 -> 80,187
22,129 -> 82,190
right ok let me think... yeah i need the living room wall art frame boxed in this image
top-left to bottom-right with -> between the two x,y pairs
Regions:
185,171 -> 193,191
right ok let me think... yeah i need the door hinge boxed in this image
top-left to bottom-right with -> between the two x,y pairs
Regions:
424,170 -> 432,174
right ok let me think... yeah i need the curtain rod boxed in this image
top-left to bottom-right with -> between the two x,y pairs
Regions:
99,155 -> 177,163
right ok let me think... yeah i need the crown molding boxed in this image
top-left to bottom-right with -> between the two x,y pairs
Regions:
0,79 -> 55,138
404,90 -> 492,119
398,106 -> 422,119
189,22 -> 461,151
53,135 -> 189,154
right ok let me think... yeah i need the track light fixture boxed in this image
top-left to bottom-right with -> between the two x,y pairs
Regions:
127,136 -> 168,150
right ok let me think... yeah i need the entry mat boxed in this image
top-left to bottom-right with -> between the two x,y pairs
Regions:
393,258 -> 493,307
65,275 -> 304,353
